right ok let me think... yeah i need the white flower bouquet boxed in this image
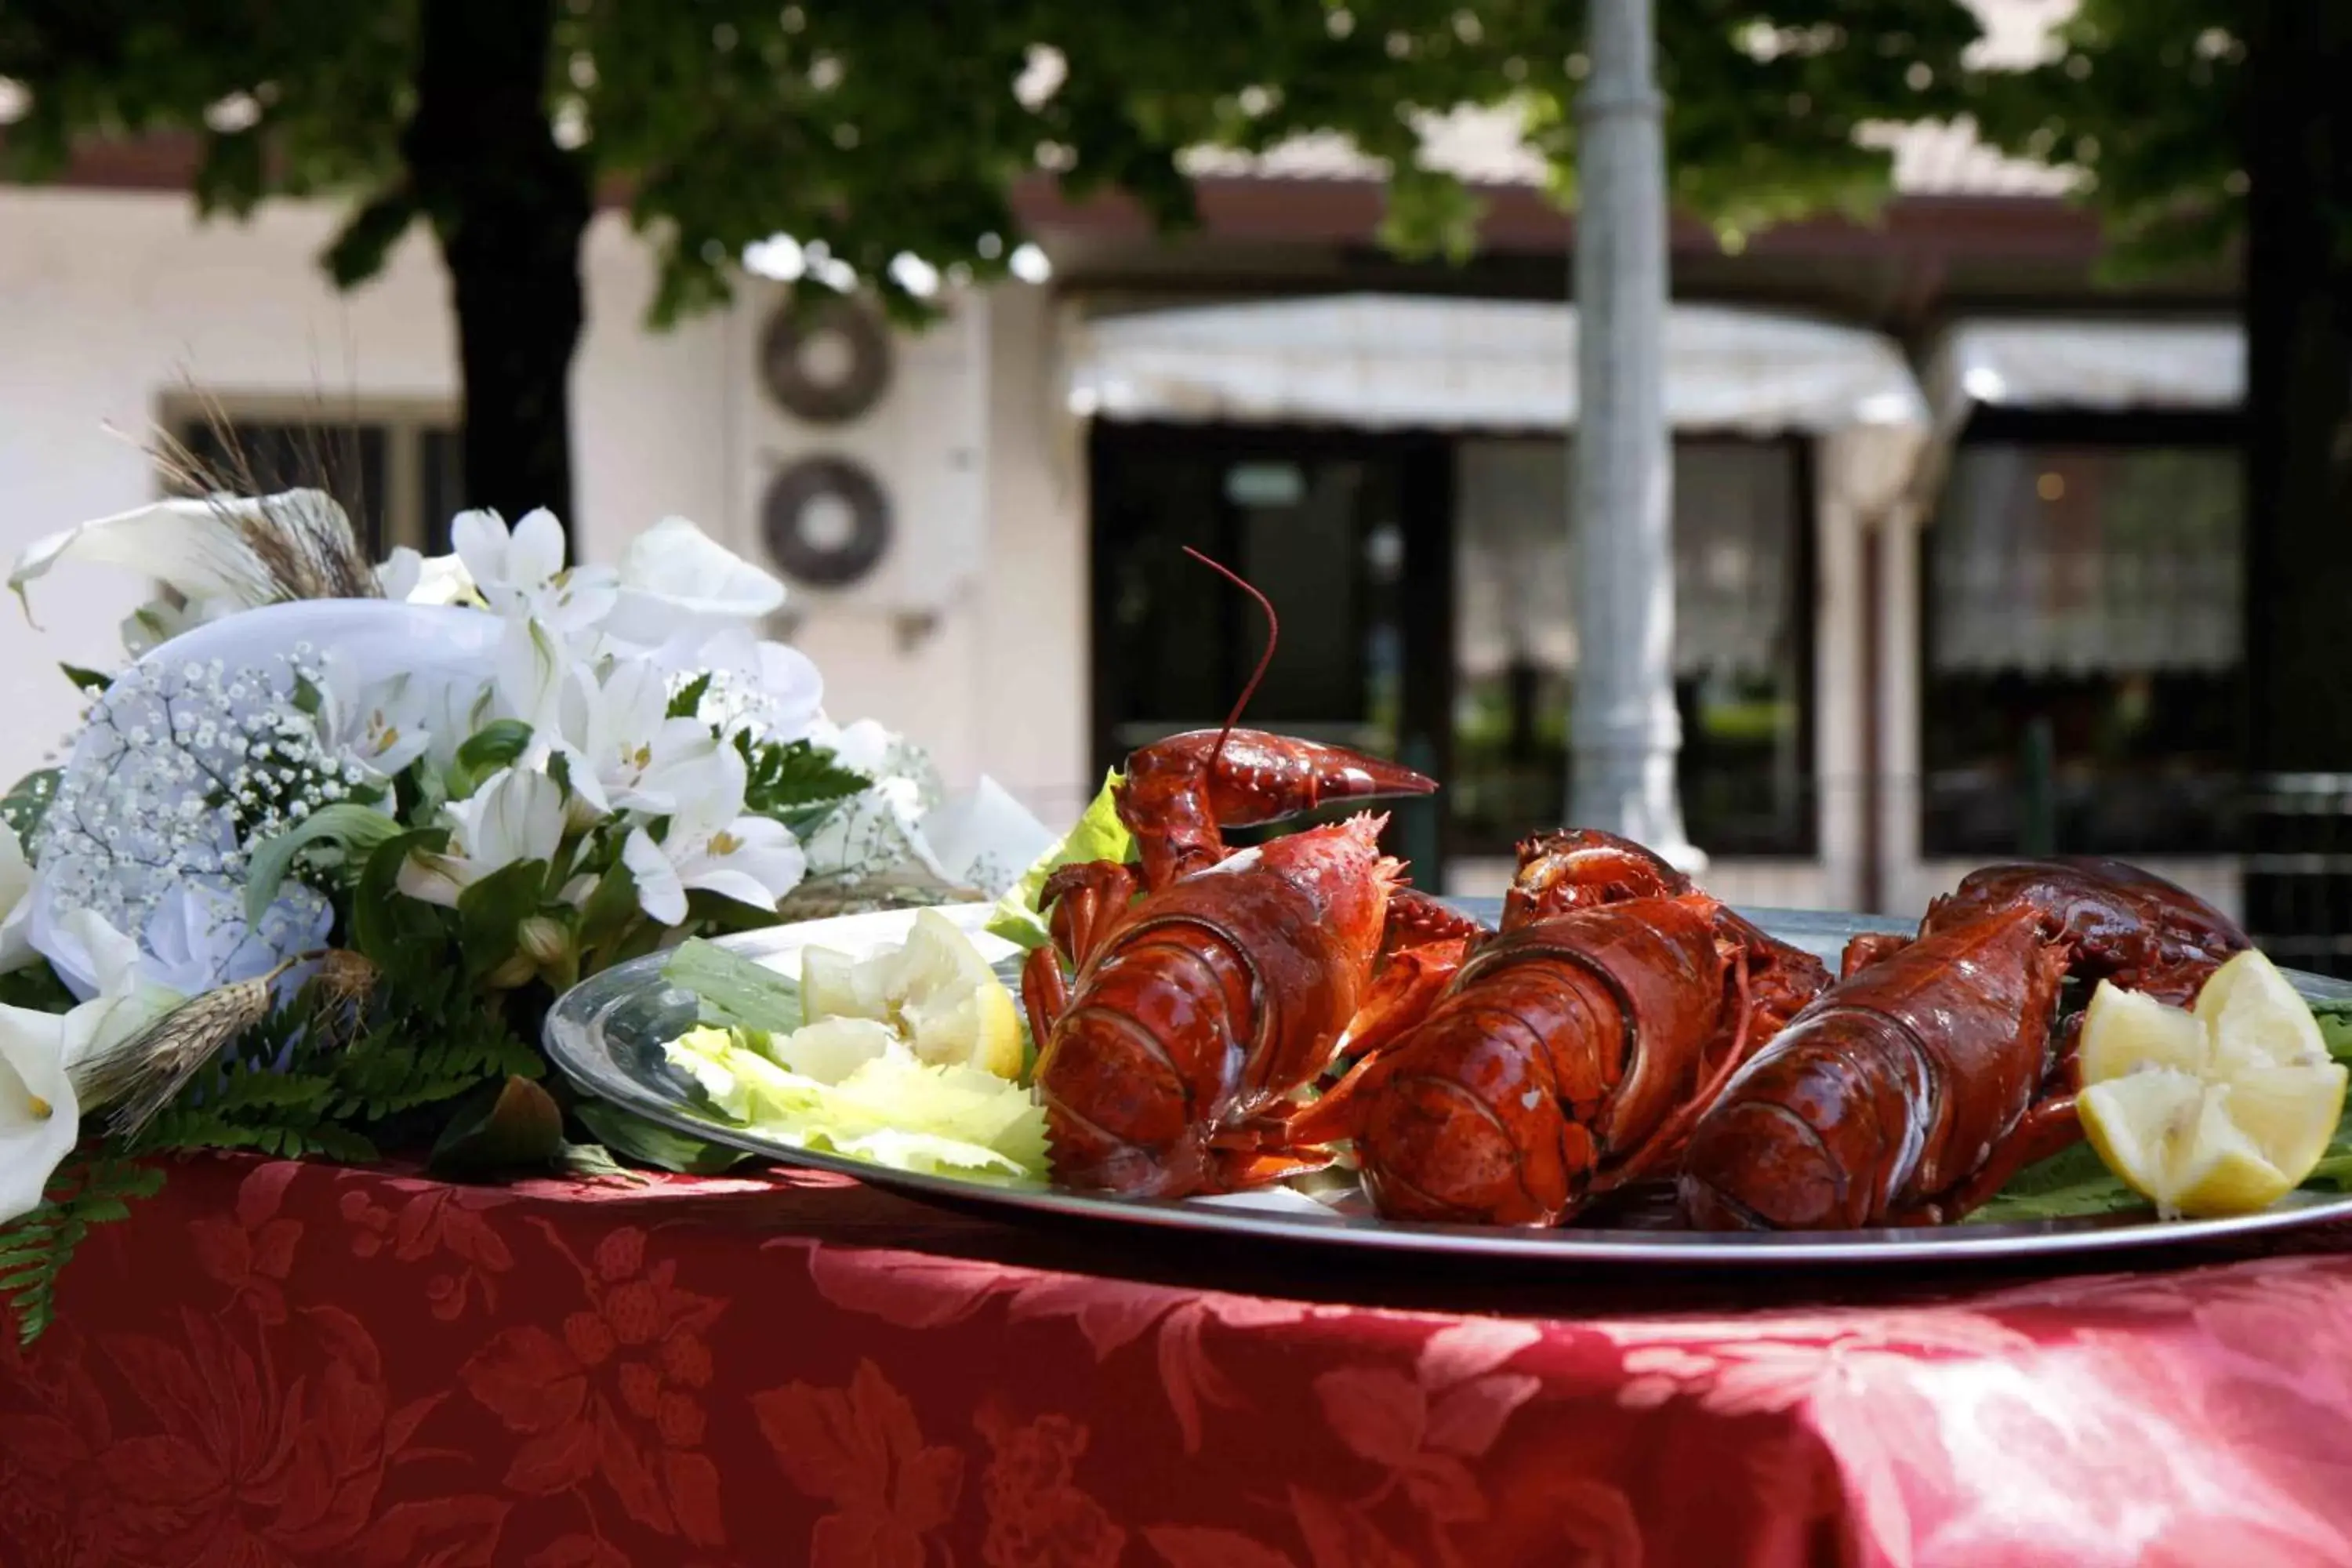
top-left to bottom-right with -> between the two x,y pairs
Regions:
0,488 -> 1052,1339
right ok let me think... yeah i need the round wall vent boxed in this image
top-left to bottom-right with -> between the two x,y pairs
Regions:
758,296 -> 892,424
760,456 -> 892,589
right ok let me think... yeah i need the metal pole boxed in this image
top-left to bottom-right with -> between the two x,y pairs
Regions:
1568,0 -> 1704,869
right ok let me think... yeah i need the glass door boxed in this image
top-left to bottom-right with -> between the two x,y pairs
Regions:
1088,423 -> 1452,881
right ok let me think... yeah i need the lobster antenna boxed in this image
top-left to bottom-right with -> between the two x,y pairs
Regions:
1183,544 -> 1278,770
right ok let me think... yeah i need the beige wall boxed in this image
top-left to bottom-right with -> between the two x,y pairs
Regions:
0,187 -> 1090,817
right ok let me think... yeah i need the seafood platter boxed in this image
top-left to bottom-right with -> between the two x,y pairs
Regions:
547,726 -> 2352,1266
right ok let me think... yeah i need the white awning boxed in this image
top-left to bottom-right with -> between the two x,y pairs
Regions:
1065,294 -> 1927,434
1925,318 -> 2244,423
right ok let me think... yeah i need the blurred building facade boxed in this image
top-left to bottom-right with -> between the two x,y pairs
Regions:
0,61 -> 2243,918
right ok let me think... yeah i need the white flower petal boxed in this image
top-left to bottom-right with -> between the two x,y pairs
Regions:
61,908 -> 144,1000
509,509 -> 569,587
397,851 -> 470,908
754,641 -> 826,742
376,546 -> 423,603
679,867 -> 785,913
451,510 -> 511,592
603,517 -> 786,647
495,618 -> 570,738
411,553 -> 479,606
624,828 -> 688,925
10,490 -> 353,621
0,1006 -> 78,1226
477,768 -> 565,869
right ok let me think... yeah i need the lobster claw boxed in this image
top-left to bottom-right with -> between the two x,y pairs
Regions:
1121,728 -> 1436,887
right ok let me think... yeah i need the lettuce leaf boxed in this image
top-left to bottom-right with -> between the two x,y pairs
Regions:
1966,1142 -> 2145,1224
662,1025 -> 1050,1183
665,939 -> 803,1033
984,769 -> 1132,952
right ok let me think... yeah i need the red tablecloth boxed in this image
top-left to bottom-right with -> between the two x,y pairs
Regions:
4,1152 -> 2350,1567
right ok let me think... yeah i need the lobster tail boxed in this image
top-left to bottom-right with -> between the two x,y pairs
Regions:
1679,905 -> 2071,1230
1677,1011 -> 1933,1230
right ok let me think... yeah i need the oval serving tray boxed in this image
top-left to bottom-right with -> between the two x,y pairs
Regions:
545,901 -> 2352,1267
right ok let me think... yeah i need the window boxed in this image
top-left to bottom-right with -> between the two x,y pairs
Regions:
1449,437 -> 1815,857
1088,423 -> 1453,873
1921,412 -> 2243,856
167,406 -> 466,560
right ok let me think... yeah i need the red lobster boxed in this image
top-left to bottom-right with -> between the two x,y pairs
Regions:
1679,858 -> 2251,1230
1288,830 -> 1831,1225
1021,728 -> 1481,1198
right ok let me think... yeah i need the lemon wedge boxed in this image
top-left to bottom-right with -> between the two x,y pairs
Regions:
906,978 -> 1025,1080
768,1017 -> 898,1086
801,945 -> 889,1025
794,911 -> 1023,1080
2076,950 -> 2347,1218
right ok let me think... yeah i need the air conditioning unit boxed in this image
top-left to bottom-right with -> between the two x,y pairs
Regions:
737,286 -> 989,622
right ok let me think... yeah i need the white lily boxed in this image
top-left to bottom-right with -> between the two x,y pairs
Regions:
318,651 -> 441,779
602,516 -> 786,648
451,508 -> 617,633
0,911 -> 191,1227
487,615 -> 619,822
376,546 -> 480,607
11,489 -> 353,625
0,1003 -> 80,1225
579,656 -> 728,816
621,746 -> 807,924
492,615 -> 578,742
397,767 -> 565,907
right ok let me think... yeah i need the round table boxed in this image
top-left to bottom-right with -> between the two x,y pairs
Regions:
3,1151 -> 2348,1567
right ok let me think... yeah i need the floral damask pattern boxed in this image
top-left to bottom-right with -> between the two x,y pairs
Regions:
5,1152 -> 2352,1566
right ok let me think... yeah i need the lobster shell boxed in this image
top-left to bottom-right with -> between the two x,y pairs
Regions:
1033,818 -> 1395,1198
1300,895 -> 1737,1226
1679,903 -> 2071,1230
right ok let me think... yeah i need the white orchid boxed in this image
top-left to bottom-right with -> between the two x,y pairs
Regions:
398,767 -> 565,907
621,746 -> 806,924
451,507 -> 617,633
602,517 -> 786,649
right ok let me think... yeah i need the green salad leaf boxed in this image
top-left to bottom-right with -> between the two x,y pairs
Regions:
664,1025 -> 1049,1184
1967,1142 -> 2146,1224
984,769 -> 1132,952
664,938 -> 804,1033
2316,1000 -> 2352,1065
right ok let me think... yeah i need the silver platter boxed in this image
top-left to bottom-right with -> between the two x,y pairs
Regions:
544,901 -> 2352,1267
